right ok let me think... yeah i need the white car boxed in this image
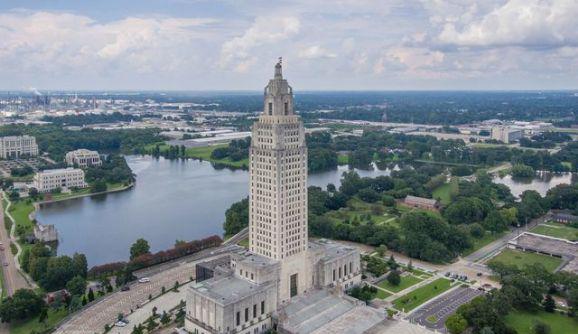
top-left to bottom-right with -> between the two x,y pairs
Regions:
138,277 -> 150,283
115,321 -> 128,327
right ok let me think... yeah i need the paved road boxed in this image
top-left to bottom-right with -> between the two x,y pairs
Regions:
464,215 -> 545,263
0,194 -> 32,296
407,286 -> 483,332
55,245 -> 238,334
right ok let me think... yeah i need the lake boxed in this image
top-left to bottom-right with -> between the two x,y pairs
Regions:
492,171 -> 574,198
36,156 -> 394,266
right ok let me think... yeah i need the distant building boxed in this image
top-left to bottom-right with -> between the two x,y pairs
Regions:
491,126 -> 522,143
0,135 -> 38,159
33,168 -> 87,192
65,149 -> 102,167
403,195 -> 439,210
33,223 -> 58,242
552,212 -> 578,225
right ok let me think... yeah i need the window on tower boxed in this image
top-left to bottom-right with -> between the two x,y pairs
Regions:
284,102 -> 288,115
268,102 -> 273,115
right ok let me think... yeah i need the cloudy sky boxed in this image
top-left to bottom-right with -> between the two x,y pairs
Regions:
1,0 -> 578,91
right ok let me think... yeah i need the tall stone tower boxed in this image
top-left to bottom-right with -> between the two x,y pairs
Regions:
249,59 -> 310,301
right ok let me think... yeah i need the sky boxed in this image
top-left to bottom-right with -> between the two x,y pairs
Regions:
1,0 -> 578,91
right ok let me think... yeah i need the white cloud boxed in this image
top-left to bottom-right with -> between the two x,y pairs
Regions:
297,45 -> 336,59
0,11 -> 216,75
437,0 -> 578,48
219,16 -> 300,72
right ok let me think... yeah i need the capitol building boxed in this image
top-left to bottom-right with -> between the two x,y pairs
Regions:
185,61 -> 385,334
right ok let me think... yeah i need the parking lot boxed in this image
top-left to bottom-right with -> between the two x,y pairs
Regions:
0,158 -> 45,177
407,286 -> 484,332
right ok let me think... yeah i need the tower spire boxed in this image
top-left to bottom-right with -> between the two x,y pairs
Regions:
274,57 -> 283,79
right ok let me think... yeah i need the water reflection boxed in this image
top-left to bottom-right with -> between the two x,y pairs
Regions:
492,171 -> 573,198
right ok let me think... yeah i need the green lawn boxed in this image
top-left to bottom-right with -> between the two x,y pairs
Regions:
325,197 -> 399,228
488,249 -> 563,273
461,231 -> 506,256
8,200 -> 35,235
505,310 -> 578,334
432,179 -> 458,205
10,308 -> 68,334
186,145 -> 249,168
378,274 -> 422,293
531,223 -> 578,241
337,154 -> 349,165
238,238 -> 249,248
375,288 -> 391,299
393,278 -> 453,312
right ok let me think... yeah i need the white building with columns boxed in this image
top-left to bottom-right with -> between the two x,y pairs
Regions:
185,61 -> 371,334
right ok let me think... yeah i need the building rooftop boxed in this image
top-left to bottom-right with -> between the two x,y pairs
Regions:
191,273 -> 273,306
233,250 -> 279,267
38,167 -> 82,175
309,239 -> 357,262
279,289 -> 384,334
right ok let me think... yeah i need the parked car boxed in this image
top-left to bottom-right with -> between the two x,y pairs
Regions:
120,285 -> 130,291
138,277 -> 150,283
115,320 -> 128,327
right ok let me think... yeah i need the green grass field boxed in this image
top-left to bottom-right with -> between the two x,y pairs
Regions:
375,288 -> 392,299
432,179 -> 458,205
324,197 -> 399,228
10,308 -> 68,334
461,231 -> 506,256
505,310 -> 578,334
337,154 -> 349,165
378,274 -> 422,293
393,278 -> 452,312
488,249 -> 563,273
8,200 -> 35,235
185,145 -> 249,168
531,222 -> 578,241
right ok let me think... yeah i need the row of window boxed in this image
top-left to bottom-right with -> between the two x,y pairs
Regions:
332,262 -> 355,281
236,301 -> 266,326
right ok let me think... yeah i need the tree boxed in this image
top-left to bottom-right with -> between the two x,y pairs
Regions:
38,308 -> 48,324
91,180 -> 107,193
72,253 -> 88,278
87,288 -> 95,302
130,238 -> 150,260
358,188 -> 379,203
131,325 -> 144,334
0,289 -> 46,322
146,317 -> 157,331
223,198 -> 249,237
160,311 -> 171,325
568,288 -> 578,316
386,270 -> 401,286
376,245 -> 387,257
543,294 -> 555,313
445,313 -> 468,334
533,321 -> 551,334
66,275 -> 87,296
43,255 -> 75,291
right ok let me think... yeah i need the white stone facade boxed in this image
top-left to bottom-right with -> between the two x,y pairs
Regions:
33,168 -> 87,192
65,149 -> 102,167
0,135 -> 39,159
